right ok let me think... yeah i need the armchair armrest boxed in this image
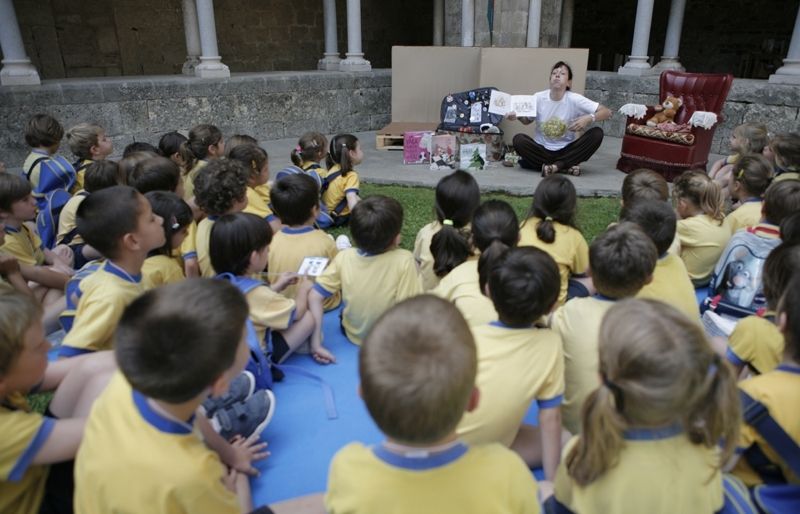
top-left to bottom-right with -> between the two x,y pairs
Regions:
619,104 -> 661,126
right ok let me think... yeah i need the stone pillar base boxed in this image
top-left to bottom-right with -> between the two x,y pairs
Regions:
318,55 -> 342,71
195,57 -> 230,78
182,56 -> 201,76
769,73 -> 800,85
0,59 -> 41,86
769,60 -> 800,84
618,58 -> 658,76
654,58 -> 685,71
340,56 -> 371,72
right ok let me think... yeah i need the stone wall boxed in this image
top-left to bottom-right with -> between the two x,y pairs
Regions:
0,71 -> 391,166
12,0 -> 431,79
444,0 -> 562,47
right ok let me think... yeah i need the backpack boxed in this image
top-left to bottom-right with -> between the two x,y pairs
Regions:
36,189 -> 75,249
438,87 -> 504,133
702,227 -> 781,319
59,259 -> 103,333
27,155 -> 77,212
740,389 -> 800,513
215,273 -> 275,390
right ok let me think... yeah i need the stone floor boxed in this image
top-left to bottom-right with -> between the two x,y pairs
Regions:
262,131 -> 725,197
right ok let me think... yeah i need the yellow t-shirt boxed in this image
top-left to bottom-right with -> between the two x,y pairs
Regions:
723,200 -> 762,235
321,164 -> 360,217
142,254 -> 185,290
430,258 -> 497,327
325,442 -> 540,514
676,214 -> 730,284
73,158 -> 93,190
56,191 -> 88,246
637,253 -> 699,322
196,217 -> 215,278
551,296 -> 616,434
267,226 -> 340,310
727,314 -> 783,375
183,159 -> 208,203
733,365 -> 800,486
1,225 -> 45,266
773,171 -> 800,183
413,221 -> 442,291
245,283 -> 297,350
254,183 -> 271,207
457,322 -> 564,446
60,260 -> 144,355
314,248 -> 423,345
0,394 -> 54,514
555,430 -> 723,514
243,186 -> 276,222
180,220 -> 198,264
519,217 -> 589,306
74,373 -> 240,514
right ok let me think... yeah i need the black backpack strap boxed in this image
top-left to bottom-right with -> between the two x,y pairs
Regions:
321,170 -> 343,194
740,389 -> 800,482
26,157 -> 49,180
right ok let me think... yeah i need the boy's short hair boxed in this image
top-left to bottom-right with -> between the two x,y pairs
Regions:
129,156 -> 181,194
621,168 -> 669,205
350,195 -> 403,254
590,222 -> 658,298
0,173 -> 32,212
0,293 -> 41,377
115,279 -> 249,404
77,185 -> 143,260
210,213 -> 273,276
24,114 -> 64,148
360,295 -> 476,444
619,201 -> 676,256
123,142 -> 158,158
66,123 -> 103,161
270,174 -> 319,226
763,179 -> 800,226
193,159 -> 248,216
487,247 -> 560,325
84,160 -> 124,193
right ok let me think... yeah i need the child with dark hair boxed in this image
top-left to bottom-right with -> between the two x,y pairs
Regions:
519,175 -> 591,305
621,168 -> 669,206
22,113 -> 78,208
276,131 -> 333,228
193,159 -> 249,277
129,156 -> 184,197
769,132 -> 800,182
551,223 -> 658,434
141,192 -> 192,289
66,123 -> 114,189
57,160 -> 125,269
210,213 -> 324,364
621,201 -> 698,321
181,124 -> 225,201
158,131 -> 188,173
75,280 -> 270,514
431,199 -> 519,326
325,295 -> 539,513
59,186 -> 165,357
268,174 -> 340,310
227,143 -> 281,233
322,133 -> 362,226
457,247 -> 563,480
724,154 -> 773,234
310,196 -> 422,348
416,170 -> 480,290
122,141 -> 158,158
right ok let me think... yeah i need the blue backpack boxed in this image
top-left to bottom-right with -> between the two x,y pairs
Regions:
273,164 -> 334,228
59,259 -> 103,333
35,189 -> 74,249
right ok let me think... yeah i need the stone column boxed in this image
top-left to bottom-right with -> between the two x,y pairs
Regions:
770,5 -> 800,84
0,0 -> 41,86
340,0 -> 371,71
194,0 -> 230,78
461,0 -> 474,47
181,0 -> 202,75
433,0 -> 445,46
654,0 -> 686,71
526,0 -> 542,48
559,0 -> 574,48
319,0 -> 341,70
618,0 -> 656,76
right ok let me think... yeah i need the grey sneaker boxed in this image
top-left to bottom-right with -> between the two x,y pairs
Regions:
213,389 -> 276,441
201,370 -> 256,417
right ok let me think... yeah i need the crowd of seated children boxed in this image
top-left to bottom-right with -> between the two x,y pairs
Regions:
430,199 -> 519,326
325,295 -> 540,513
519,175 -> 591,306
414,169 -> 481,291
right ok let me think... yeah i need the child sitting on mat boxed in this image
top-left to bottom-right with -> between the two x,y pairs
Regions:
325,295 -> 540,513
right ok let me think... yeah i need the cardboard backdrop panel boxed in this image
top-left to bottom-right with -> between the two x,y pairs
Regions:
391,46 -> 590,143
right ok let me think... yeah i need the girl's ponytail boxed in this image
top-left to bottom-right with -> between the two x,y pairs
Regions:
478,238 -> 510,293
178,140 -> 196,174
527,175 -> 578,244
326,134 -> 358,176
536,217 -> 556,244
290,146 -> 302,166
431,224 -> 471,277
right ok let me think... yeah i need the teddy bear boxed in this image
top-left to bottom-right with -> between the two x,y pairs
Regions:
646,96 -> 683,127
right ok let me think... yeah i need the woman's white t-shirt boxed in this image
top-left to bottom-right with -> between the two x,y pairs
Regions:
533,90 -> 599,151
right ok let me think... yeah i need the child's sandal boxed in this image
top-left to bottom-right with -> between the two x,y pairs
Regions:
541,164 -> 558,177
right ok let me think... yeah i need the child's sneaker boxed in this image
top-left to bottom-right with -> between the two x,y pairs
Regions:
336,234 -> 352,250
212,389 -> 276,441
200,370 -> 256,417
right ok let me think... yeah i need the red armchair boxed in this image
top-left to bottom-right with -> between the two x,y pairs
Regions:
616,71 -> 734,182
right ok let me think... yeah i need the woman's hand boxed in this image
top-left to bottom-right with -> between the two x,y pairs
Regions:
568,114 -> 593,132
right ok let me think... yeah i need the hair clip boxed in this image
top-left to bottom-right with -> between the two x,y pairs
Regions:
171,222 -> 180,230
545,216 -> 554,221
295,145 -> 302,152
442,219 -> 454,226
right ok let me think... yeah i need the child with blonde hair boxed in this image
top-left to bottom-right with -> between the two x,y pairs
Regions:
673,170 -> 730,285
769,132 -> 800,182
723,154 -> 773,234
549,298 -> 741,514
65,123 -> 114,190
708,122 -> 769,197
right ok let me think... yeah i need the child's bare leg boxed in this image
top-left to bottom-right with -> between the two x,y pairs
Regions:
510,424 -> 572,468
47,351 -> 116,418
276,311 -> 335,364
42,295 -> 66,334
271,493 -> 326,514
